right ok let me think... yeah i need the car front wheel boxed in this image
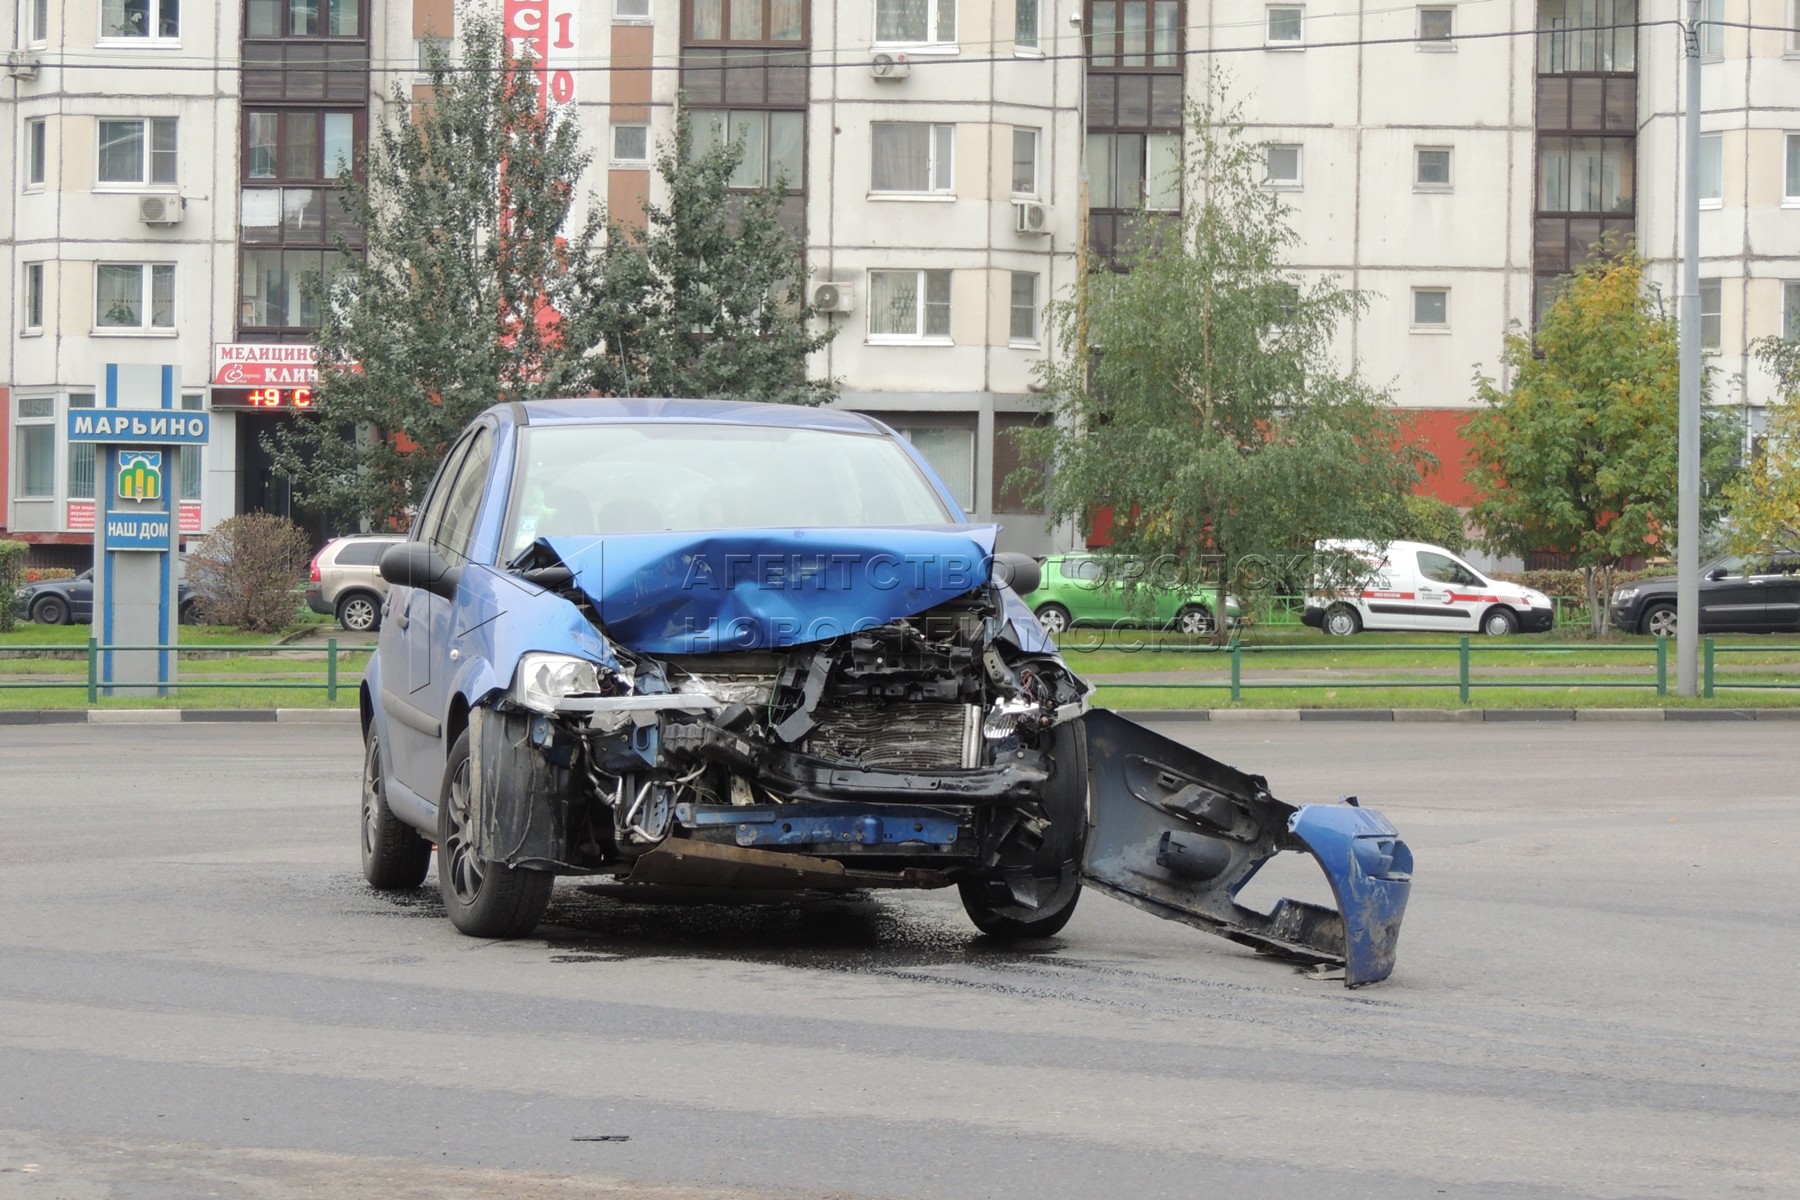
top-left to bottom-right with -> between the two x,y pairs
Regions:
360,731 -> 432,889
958,721 -> 1086,939
1481,606 -> 1520,636
438,729 -> 554,938
1173,605 -> 1215,636
1641,603 -> 1678,638
31,595 -> 70,626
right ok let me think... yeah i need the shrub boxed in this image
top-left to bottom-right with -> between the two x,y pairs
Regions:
187,514 -> 314,633
0,541 -> 28,634
1395,494 -> 1470,554
23,567 -> 77,584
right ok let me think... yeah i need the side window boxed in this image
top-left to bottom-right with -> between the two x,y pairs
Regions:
1418,551 -> 1479,587
413,434 -> 474,549
432,428 -> 496,566
1066,558 -> 1104,583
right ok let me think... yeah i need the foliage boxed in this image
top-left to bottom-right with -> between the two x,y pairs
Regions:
1722,337 -> 1800,554
1019,79 -> 1431,642
549,103 -> 836,405
267,8 -> 611,527
0,541 -> 28,634
187,514 -> 314,633
24,567 -> 77,583
1394,494 -> 1468,553
1465,249 -> 1738,635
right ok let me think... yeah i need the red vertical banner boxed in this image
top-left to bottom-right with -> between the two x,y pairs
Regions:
502,0 -> 575,112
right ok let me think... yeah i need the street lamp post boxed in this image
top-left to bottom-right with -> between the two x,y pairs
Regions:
1676,0 -> 1702,694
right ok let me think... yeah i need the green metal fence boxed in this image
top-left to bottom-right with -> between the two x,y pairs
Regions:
0,638 -> 358,702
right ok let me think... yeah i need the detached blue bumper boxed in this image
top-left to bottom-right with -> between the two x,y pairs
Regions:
1288,804 -> 1413,987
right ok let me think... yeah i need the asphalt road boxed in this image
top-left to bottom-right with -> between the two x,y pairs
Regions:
0,720 -> 1795,1199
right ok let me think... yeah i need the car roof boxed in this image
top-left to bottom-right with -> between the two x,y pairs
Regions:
511,397 -> 889,435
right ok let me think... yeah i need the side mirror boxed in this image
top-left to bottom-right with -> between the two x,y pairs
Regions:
991,552 -> 1043,596
1706,567 -> 1727,582
381,541 -> 460,601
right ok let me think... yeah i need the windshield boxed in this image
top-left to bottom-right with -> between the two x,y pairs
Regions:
507,422 -> 956,557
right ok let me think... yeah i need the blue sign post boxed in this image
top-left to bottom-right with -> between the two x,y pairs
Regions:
67,365 -> 210,698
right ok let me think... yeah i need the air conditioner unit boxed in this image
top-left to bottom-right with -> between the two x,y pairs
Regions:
1014,200 -> 1051,235
811,281 -> 855,313
870,51 -> 910,80
139,194 -> 185,226
5,49 -> 39,80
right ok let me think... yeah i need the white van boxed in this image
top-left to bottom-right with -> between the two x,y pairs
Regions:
1302,539 -> 1554,636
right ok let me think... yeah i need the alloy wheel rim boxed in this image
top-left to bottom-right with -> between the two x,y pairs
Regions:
1038,609 -> 1067,634
1649,610 -> 1677,637
445,758 -> 484,903
344,597 -> 376,630
361,742 -> 381,857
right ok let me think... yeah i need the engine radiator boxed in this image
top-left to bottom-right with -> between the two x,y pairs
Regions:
805,700 -> 981,770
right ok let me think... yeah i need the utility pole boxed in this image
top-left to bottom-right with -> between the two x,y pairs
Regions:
1676,0 -> 1703,695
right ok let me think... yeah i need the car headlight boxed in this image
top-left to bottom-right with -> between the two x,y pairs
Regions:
513,652 -> 609,714
1612,587 -> 1640,604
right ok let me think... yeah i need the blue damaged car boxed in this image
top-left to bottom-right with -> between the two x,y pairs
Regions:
360,398 -> 1413,986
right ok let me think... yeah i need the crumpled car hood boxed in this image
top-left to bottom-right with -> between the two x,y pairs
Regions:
541,526 -> 1003,654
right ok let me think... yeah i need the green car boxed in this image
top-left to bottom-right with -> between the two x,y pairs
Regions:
1022,555 -> 1240,636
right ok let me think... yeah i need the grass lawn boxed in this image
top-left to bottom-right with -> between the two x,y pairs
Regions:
1090,683 -> 1800,710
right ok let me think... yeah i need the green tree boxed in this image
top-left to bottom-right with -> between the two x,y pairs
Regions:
1394,494 -> 1469,554
0,540 -> 28,634
550,103 -> 835,405
1723,337 -> 1800,554
1465,249 -> 1737,635
268,9 -> 611,526
1021,83 -> 1430,639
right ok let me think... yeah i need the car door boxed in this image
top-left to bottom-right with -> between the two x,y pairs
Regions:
1758,555 -> 1800,632
1698,557 -> 1761,632
69,571 -> 96,621
1414,550 -> 1481,631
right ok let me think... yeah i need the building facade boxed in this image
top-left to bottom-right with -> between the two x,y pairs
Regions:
4,0 -> 1797,562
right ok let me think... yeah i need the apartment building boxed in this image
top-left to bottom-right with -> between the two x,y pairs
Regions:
4,0 -> 1797,563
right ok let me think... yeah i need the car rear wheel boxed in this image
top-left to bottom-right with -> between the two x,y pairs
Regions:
1481,606 -> 1520,636
1642,603 -> 1678,638
1324,604 -> 1361,637
336,591 -> 381,633
361,731 -> 432,890
438,729 -> 554,938
1034,603 -> 1072,636
31,595 -> 70,626
959,721 -> 1086,940
179,598 -> 199,626
1173,605 -> 1215,636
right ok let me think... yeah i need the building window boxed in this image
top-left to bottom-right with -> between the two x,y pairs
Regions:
23,264 -> 44,332
876,0 -> 956,44
612,123 -> 650,164
1266,4 -> 1304,45
1087,0 -> 1181,66
245,0 -> 361,37
240,249 -> 346,330
1264,143 -> 1302,188
180,393 -> 204,500
888,421 -> 975,511
616,0 -> 652,18
1010,272 -> 1040,345
1699,133 -> 1722,207
102,0 -> 178,38
245,110 -> 362,182
1700,0 -> 1723,57
1416,146 -> 1453,189
691,109 -> 805,189
1412,287 -> 1449,328
689,0 -> 804,41
1016,0 -> 1040,48
1699,278 -> 1720,350
1785,133 -> 1800,205
1088,131 -> 1181,209
1538,137 -> 1633,213
97,118 -> 178,188
869,269 -> 952,342
871,122 -> 955,193
15,398 -> 55,499
28,0 -> 49,42
95,264 -> 175,331
1012,128 -> 1040,195
1785,280 -> 1800,340
25,118 -> 47,188
1418,5 -> 1453,43
1538,0 -> 1636,72
68,396 -> 96,501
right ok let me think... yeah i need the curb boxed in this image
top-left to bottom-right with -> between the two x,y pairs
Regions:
0,708 -> 358,725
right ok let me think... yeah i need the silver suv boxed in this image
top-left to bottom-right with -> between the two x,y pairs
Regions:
305,534 -> 404,631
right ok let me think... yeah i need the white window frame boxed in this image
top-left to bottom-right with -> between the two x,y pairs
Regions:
25,118 -> 47,190
23,263 -> 45,334
1009,271 -> 1040,347
28,0 -> 49,43
1264,143 -> 1302,189
611,123 -> 651,166
1266,5 -> 1305,46
869,122 -> 956,196
1412,287 -> 1450,330
1785,133 -> 1800,206
1699,133 -> 1722,208
867,268 -> 953,344
1415,146 -> 1453,190
13,396 -> 56,500
614,0 -> 653,21
875,0 -> 958,48
888,421 -> 976,512
98,0 -> 180,42
1699,277 -> 1721,351
1784,280 -> 1800,341
1700,0 -> 1723,58
414,36 -> 458,84
1790,0 -> 1800,54
93,263 -> 176,334
95,117 -> 178,190
1417,5 -> 1454,47
1015,0 -> 1040,51
1012,127 -> 1040,197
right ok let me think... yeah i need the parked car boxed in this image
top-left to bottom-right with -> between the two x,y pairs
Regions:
358,398 -> 1413,986
1609,552 -> 1800,635
11,560 -> 198,626
1302,539 -> 1553,636
306,534 -> 406,632
1022,554 -> 1240,635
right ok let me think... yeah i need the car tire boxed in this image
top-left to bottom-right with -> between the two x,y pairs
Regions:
1034,603 -> 1073,637
179,598 -> 199,626
31,595 -> 70,626
1641,603 -> 1678,638
1481,606 -> 1520,636
336,591 -> 382,633
360,731 -> 432,890
1173,604 -> 1215,636
437,729 -> 554,938
1323,603 -> 1361,637
958,720 -> 1087,940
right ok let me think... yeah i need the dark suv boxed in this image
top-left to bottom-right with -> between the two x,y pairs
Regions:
1610,553 -> 1800,636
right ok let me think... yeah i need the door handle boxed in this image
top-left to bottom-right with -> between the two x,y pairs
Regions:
395,596 -> 411,629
